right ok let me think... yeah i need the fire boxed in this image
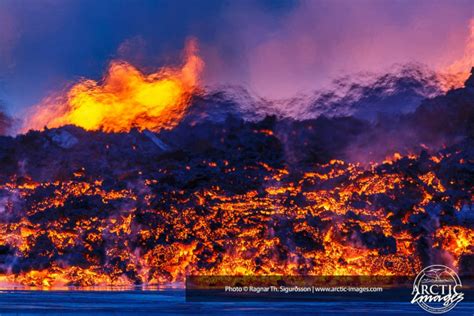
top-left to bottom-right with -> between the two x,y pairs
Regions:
23,39 -> 204,133
1,28 -> 472,291
0,148 -> 471,289
438,18 -> 474,91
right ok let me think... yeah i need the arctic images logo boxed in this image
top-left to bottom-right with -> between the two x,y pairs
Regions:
411,265 -> 464,314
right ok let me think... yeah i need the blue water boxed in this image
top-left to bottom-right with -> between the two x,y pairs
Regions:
0,290 -> 472,315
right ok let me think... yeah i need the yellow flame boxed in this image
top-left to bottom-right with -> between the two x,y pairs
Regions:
24,39 -> 204,133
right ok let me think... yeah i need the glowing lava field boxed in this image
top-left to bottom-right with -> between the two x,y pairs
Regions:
0,66 -> 472,288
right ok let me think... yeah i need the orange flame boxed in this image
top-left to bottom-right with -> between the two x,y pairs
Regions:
438,18 -> 474,91
24,39 -> 204,133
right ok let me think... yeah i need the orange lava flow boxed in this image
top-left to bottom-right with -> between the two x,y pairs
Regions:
23,39 -> 204,133
0,151 -> 471,289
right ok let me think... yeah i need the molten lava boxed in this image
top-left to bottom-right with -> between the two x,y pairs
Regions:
24,39 -> 204,133
2,25 -> 472,291
0,145 -> 471,289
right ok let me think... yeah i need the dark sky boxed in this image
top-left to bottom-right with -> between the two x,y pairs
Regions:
0,0 -> 472,116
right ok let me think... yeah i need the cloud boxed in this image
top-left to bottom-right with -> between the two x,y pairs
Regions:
203,0 -> 473,99
0,108 -> 12,135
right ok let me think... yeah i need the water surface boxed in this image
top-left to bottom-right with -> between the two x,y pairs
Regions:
0,290 -> 472,315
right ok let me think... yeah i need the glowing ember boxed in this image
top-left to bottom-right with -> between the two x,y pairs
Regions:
23,39 -> 204,133
0,144 -> 471,289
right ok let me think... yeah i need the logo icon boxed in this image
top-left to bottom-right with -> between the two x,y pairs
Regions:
411,265 -> 464,314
